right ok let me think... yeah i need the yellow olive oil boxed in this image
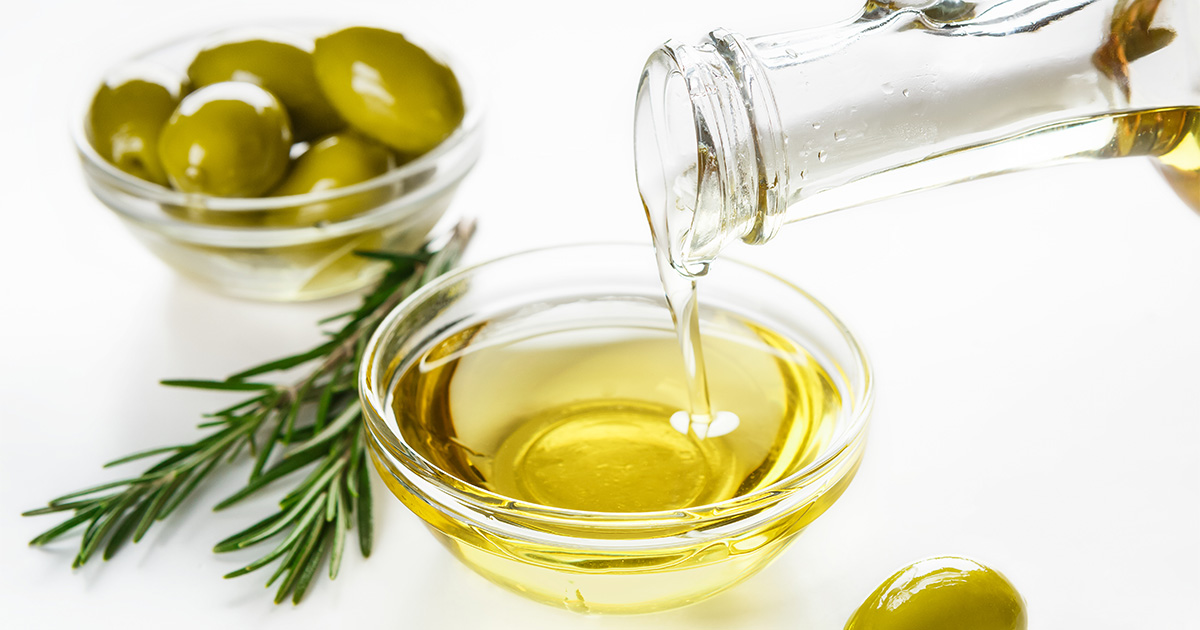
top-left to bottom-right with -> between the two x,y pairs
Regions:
391,312 -> 841,513
1146,108 -> 1200,215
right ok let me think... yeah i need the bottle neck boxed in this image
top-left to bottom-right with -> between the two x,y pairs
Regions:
634,0 -> 1200,276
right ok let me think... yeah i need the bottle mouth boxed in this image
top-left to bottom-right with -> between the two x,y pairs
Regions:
634,46 -> 707,277
634,30 -> 788,277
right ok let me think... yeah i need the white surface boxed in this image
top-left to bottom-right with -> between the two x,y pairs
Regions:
2,1 -> 1197,628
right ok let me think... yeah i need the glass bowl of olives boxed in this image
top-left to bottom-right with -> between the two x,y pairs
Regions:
75,23 -> 483,301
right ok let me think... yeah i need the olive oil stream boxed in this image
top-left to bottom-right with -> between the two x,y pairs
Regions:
650,105 -> 1200,442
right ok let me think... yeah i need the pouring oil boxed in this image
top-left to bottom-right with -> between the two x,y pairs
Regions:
639,106 -> 1200,452
391,311 -> 841,513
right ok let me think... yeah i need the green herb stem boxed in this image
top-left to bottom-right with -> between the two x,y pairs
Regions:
24,220 -> 474,604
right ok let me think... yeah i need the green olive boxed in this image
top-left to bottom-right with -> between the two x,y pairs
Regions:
86,77 -> 182,186
845,557 -> 1027,630
312,27 -> 464,157
158,82 -> 292,197
187,37 -> 342,141
272,132 -> 394,196
264,132 -> 396,226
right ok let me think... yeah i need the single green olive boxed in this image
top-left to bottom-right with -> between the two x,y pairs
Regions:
264,132 -> 396,226
158,82 -> 293,197
187,37 -> 342,141
845,557 -> 1027,630
272,132 -> 394,196
312,27 -> 464,157
86,77 -> 183,186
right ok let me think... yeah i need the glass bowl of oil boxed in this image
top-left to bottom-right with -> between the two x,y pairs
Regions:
359,243 -> 873,614
74,23 -> 483,301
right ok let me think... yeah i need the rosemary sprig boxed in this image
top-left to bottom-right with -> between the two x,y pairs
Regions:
24,219 -> 475,604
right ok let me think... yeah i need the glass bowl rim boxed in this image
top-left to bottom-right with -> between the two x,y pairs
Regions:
359,242 -> 875,524
74,21 -> 484,241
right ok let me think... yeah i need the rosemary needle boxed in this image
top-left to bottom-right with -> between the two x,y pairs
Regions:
24,219 -> 475,604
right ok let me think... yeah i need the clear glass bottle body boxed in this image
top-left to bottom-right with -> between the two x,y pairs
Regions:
635,0 -> 1200,276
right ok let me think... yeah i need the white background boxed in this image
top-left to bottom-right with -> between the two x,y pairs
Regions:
2,1 -> 1198,628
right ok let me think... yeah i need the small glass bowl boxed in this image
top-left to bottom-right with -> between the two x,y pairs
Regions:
359,244 -> 873,614
75,24 -> 483,301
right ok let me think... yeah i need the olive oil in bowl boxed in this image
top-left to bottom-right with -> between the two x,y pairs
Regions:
393,310 -> 840,515
361,244 -> 872,613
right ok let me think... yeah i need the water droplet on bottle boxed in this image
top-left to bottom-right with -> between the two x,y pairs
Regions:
798,169 -> 807,179
817,151 -> 828,163
881,82 -> 895,95
811,122 -> 821,130
834,130 -> 847,142
784,48 -> 798,59
902,88 -> 911,97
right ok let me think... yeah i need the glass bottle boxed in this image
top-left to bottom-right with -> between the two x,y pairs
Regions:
635,0 -> 1200,276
